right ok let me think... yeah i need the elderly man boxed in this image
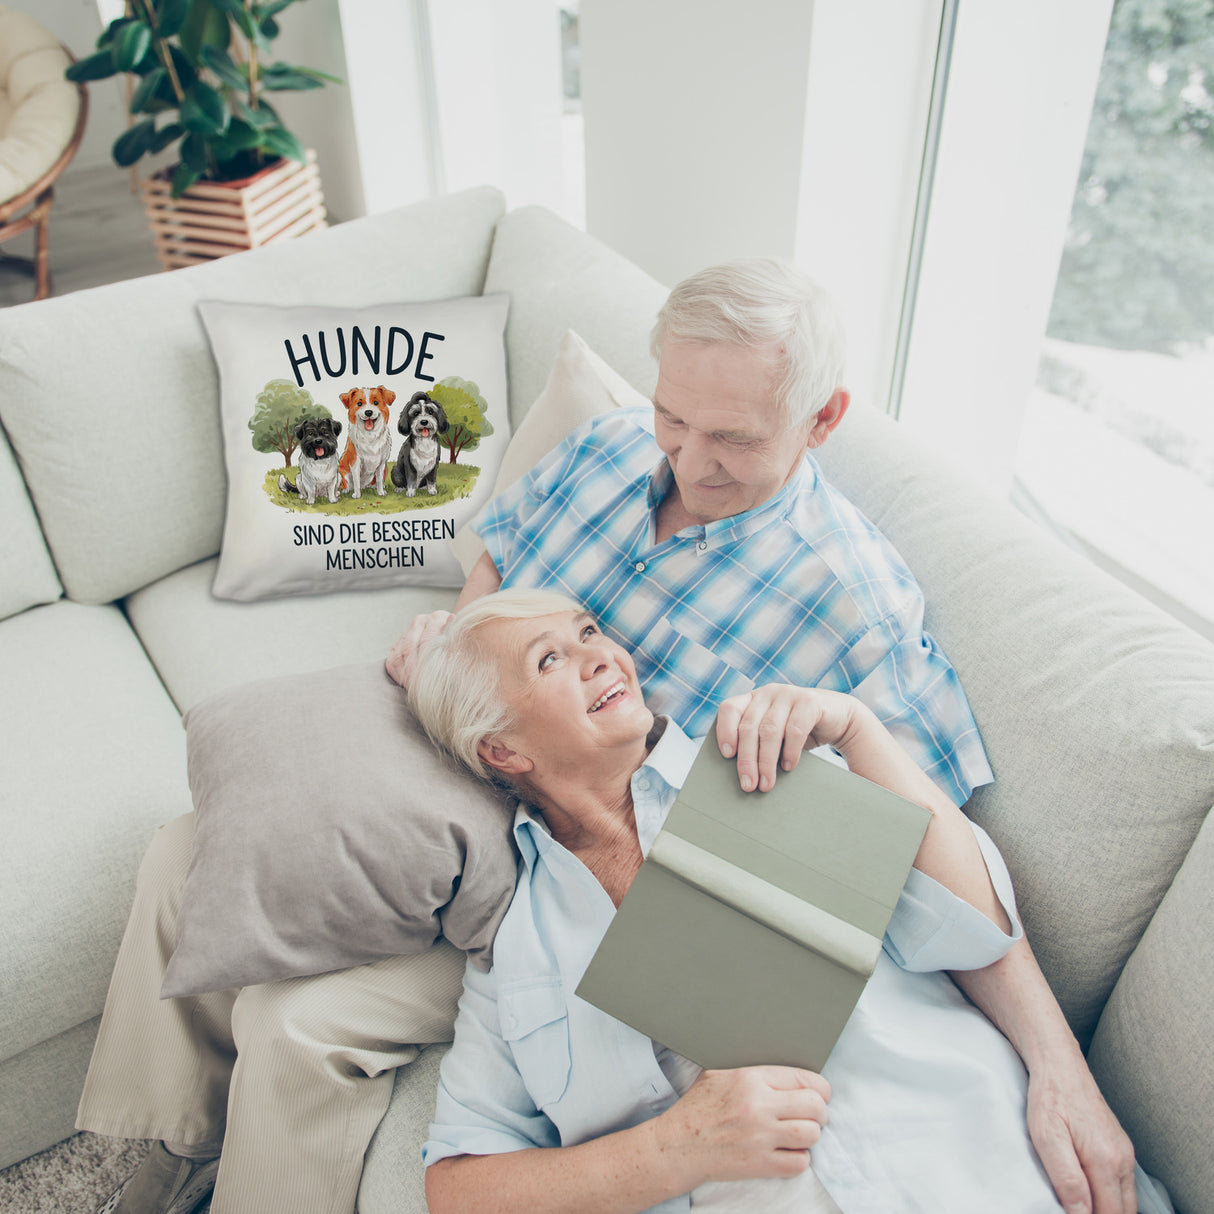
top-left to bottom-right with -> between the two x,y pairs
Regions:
388,260 -> 1136,1214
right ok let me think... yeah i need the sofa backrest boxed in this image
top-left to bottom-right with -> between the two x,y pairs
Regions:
0,420 -> 60,619
0,186 -> 507,605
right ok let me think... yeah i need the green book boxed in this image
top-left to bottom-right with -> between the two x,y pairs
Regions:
575,743 -> 932,1072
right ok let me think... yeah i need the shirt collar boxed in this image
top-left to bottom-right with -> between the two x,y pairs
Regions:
645,456 -> 817,547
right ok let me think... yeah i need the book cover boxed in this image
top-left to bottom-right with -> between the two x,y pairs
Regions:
575,743 -> 932,1071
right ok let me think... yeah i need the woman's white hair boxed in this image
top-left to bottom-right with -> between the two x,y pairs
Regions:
650,258 -> 847,429
407,588 -> 586,781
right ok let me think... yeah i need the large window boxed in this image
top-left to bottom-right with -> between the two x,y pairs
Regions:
1013,0 -> 1214,636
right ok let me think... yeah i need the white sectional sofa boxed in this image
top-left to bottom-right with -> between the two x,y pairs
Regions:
1,186 -> 1211,1213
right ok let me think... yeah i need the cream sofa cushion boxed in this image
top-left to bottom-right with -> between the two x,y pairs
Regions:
0,600 -> 192,1064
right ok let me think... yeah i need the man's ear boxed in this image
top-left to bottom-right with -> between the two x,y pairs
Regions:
805,388 -> 850,450
477,738 -> 533,777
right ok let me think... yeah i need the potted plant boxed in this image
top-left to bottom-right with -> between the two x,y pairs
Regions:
66,0 -> 340,268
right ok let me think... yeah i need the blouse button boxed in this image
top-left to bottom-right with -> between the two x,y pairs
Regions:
697,541 -> 708,551
634,561 -> 646,573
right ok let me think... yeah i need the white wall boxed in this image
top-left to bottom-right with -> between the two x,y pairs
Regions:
579,0 -> 817,288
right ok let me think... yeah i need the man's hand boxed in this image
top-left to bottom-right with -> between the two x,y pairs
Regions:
715,684 -> 860,792
385,610 -> 453,689
1026,1061 -> 1137,1214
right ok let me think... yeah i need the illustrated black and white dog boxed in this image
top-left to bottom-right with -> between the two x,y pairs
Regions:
278,416 -> 343,504
390,391 -> 449,496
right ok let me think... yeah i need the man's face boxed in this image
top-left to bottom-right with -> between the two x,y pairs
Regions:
652,340 -> 816,524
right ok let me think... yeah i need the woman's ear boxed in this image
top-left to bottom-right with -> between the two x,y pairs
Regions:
477,738 -> 533,777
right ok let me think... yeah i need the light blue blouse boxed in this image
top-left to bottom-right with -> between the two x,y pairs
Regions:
424,721 -> 1067,1212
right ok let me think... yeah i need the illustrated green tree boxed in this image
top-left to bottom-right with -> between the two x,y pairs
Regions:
1047,0 -> 1214,351
248,378 -> 330,468
429,377 -> 495,464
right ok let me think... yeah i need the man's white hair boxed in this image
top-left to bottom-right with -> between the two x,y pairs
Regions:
407,588 -> 586,780
650,258 -> 847,429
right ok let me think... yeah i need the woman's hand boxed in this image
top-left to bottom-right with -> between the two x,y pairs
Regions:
654,1066 -> 831,1185
716,685 -> 861,792
385,610 -> 453,688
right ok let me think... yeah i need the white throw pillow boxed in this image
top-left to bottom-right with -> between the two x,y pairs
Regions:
199,295 -> 511,601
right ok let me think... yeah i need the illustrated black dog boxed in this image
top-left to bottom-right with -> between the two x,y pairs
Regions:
278,416 -> 343,504
390,391 -> 449,496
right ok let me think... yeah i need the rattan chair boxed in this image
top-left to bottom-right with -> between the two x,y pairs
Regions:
0,6 -> 87,302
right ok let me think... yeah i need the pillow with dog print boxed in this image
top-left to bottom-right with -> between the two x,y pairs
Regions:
162,661 -> 520,998
198,294 -> 511,601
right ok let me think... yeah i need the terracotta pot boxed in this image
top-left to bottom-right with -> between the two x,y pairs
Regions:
139,150 -> 327,270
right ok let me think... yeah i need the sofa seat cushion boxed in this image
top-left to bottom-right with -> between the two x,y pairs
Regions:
0,186 -> 506,606
814,402 -> 1214,1046
484,205 -> 668,427
124,557 -> 456,714
0,600 -> 192,1063
0,423 -> 60,621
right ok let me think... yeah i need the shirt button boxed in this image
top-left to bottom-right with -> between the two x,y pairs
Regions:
697,541 -> 708,551
634,561 -> 646,573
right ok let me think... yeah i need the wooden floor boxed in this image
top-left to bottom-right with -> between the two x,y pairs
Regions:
0,163 -> 162,308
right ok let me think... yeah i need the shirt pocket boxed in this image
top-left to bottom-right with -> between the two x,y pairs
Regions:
499,978 -> 572,1110
635,614 -> 755,721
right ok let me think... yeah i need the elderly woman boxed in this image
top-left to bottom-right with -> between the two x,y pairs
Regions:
408,588 -> 1078,1214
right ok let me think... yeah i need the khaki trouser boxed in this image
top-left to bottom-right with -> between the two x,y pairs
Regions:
76,813 -> 466,1214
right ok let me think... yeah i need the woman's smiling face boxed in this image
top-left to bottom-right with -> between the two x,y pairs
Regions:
476,610 -> 653,777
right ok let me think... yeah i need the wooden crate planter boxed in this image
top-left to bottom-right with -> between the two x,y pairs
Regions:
140,151 -> 327,271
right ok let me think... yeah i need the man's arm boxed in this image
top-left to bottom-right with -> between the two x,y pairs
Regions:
951,942 -> 1137,1214
385,551 -> 501,688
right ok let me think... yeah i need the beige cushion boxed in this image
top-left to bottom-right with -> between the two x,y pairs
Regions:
814,402 -> 1214,1047
0,186 -> 506,605
163,663 -> 518,997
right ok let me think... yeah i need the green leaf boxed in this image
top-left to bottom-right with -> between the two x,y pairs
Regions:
222,118 -> 263,150
200,44 -> 249,90
167,44 -> 198,91
260,62 -> 323,91
259,15 -> 280,40
112,20 -> 152,72
180,0 -> 231,63
180,131 -> 210,172
129,66 -> 166,113
260,125 -> 305,163
181,81 -> 230,135
96,17 -> 128,50
150,122 -> 185,153
66,50 -> 119,83
112,119 -> 157,167
155,0 -> 191,39
235,97 -> 279,129
171,162 -> 201,197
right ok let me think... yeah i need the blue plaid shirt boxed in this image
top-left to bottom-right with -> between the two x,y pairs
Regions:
474,407 -> 991,805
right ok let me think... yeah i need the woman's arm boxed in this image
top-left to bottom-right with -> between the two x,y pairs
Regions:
427,1065 -> 830,1214
715,684 -> 1011,932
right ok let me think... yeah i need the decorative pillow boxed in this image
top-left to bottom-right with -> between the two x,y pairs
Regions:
161,662 -> 519,998
451,328 -> 650,575
198,294 -> 511,602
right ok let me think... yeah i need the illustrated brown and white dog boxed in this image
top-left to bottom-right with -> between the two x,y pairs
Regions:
390,391 -> 449,497
338,386 -> 396,498
278,415 -> 343,504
